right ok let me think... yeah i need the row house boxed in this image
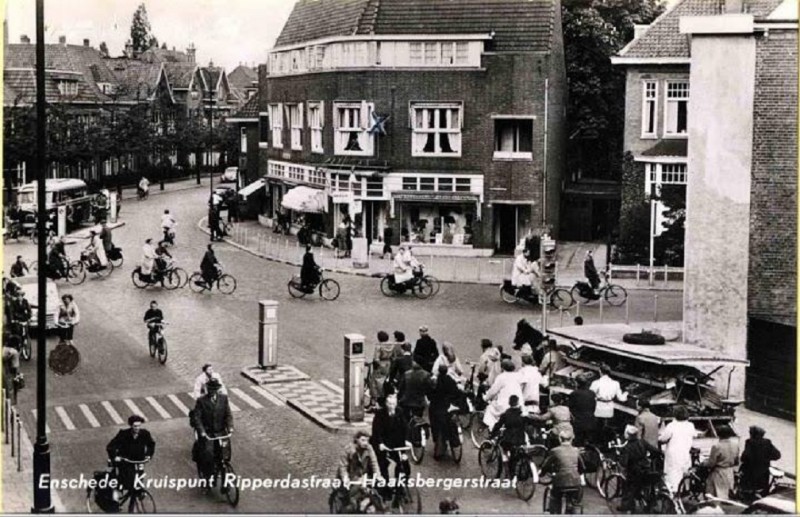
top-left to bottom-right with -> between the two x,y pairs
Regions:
252,0 -> 566,255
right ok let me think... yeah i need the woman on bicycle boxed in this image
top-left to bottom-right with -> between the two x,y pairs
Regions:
106,415 -> 155,495
702,424 -> 739,498
429,364 -> 466,460
300,246 -> 321,291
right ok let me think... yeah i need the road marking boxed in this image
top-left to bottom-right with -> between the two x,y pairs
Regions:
123,399 -> 146,420
229,400 -> 241,412
251,386 -> 286,407
101,401 -> 124,425
145,397 -> 172,420
187,392 -> 197,400
230,387 -> 262,409
79,404 -> 101,428
54,406 -> 76,431
167,394 -> 190,416
31,410 -> 51,434
321,379 -> 344,395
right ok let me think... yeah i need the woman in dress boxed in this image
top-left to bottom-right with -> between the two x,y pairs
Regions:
369,331 -> 395,409
58,294 -> 80,346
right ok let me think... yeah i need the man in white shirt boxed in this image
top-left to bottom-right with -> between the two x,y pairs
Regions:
193,363 -> 227,398
511,250 -> 534,300
590,364 -> 627,443
518,354 -> 544,415
138,176 -> 149,194
393,245 -> 414,285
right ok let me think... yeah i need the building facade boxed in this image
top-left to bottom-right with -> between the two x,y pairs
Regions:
257,0 -> 566,255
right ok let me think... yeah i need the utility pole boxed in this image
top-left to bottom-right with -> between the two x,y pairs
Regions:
208,86 -> 214,198
33,0 -> 54,510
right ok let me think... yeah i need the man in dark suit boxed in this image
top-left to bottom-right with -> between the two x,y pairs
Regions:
370,394 -> 409,484
389,342 -> 414,389
413,326 -> 438,373
568,376 -> 597,447
192,378 -> 234,487
541,430 -> 584,514
491,395 -> 527,472
106,415 -> 155,494
397,361 -> 432,422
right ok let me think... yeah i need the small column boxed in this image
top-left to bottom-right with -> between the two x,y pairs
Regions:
258,300 -> 279,369
109,193 -> 118,223
343,333 -> 365,423
56,206 -> 67,237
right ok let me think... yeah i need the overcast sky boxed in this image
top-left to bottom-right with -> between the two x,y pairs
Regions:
5,0 -> 297,70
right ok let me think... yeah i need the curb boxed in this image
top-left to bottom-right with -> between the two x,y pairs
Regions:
284,398 -> 369,435
119,178 -> 209,202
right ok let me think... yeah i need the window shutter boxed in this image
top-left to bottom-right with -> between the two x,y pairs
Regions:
360,100 -> 369,129
297,103 -> 304,127
320,101 -> 325,127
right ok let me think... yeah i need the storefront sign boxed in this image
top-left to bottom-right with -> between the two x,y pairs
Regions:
331,192 -> 353,204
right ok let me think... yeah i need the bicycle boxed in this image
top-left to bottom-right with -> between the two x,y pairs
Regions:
380,265 -> 440,299
107,246 -> 124,268
444,404 -> 465,464
147,321 -> 168,364
86,457 -> 156,513
585,435 -> 626,497
287,270 -> 341,301
31,258 -> 86,285
542,481 -> 584,514
406,410 -> 430,464
460,364 -> 490,448
201,433 -> 239,507
570,271 -> 627,307
79,250 -> 115,279
499,280 -> 574,310
603,468 -> 679,514
478,437 -> 547,501
189,269 -> 237,295
132,261 -> 187,290
381,445 -> 423,513
9,320 -> 32,361
329,479 -> 385,514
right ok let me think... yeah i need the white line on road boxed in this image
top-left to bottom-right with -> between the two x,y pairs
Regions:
320,379 -> 344,395
79,404 -> 101,428
187,392 -> 197,400
230,387 -> 263,409
251,386 -> 286,407
167,394 -> 190,416
145,397 -> 172,420
101,401 -> 124,425
54,406 -> 76,431
123,399 -> 146,420
31,410 -> 51,434
229,400 -> 241,412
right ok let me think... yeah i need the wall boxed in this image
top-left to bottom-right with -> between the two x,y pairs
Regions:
683,33 -> 756,399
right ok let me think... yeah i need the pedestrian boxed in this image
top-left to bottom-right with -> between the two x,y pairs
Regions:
739,425 -> 781,500
658,406 -> 697,492
57,294 -> 80,346
432,342 -> 464,382
391,330 -> 408,358
429,364 -> 464,460
413,326 -> 438,373
590,364 -> 628,444
369,331 -> 395,408
382,227 -> 393,259
518,354 -> 544,415
388,342 -> 414,390
568,376 -> 596,447
702,424 -> 739,498
482,359 -> 522,429
397,361 -> 432,423
209,207 -> 221,241
540,429 -> 584,514
635,400 -> 661,449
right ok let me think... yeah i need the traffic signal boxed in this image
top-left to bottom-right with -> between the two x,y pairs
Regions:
540,237 -> 557,292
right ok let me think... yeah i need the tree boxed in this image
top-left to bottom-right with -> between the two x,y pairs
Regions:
99,41 -> 109,57
130,3 -> 157,56
654,184 -> 686,266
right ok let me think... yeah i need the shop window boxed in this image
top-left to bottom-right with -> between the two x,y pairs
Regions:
455,178 -> 471,192
493,118 -> 533,160
402,177 -> 417,191
665,81 -> 689,136
259,113 -> 269,148
438,177 -> 453,192
334,102 -> 374,156
411,103 -> 462,157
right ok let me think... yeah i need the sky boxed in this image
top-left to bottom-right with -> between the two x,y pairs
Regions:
5,0 -> 297,70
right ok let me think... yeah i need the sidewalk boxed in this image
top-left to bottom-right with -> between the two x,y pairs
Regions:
116,174 -> 212,202
208,218 -> 684,290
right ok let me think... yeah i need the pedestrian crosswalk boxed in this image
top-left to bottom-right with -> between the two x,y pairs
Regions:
25,384 -> 289,433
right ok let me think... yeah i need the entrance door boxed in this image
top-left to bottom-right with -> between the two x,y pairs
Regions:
494,205 -> 531,254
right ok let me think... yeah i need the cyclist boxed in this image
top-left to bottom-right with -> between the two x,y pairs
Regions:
370,394 -> 409,487
482,359 -> 523,430
336,431 -> 383,512
397,361 -> 432,423
193,364 -> 228,398
143,301 -> 164,347
617,425 -> 662,513
100,222 -> 114,259
529,392 -> 573,449
140,238 -> 157,281
197,244 -> 220,289
106,415 -> 155,496
429,364 -> 466,460
2,334 -> 22,404
490,395 -> 528,473
160,210 -> 176,245
138,176 -> 150,199
584,250 -> 601,291
191,378 -> 234,491
85,230 -> 108,270
10,256 -> 29,278
300,245 -> 321,292
11,290 -> 32,331
153,241 -> 173,277
511,250 -> 535,301
47,237 -> 69,279
540,429 -> 584,514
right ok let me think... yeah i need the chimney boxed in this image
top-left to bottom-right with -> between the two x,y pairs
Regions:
187,43 -> 196,64
726,0 -> 744,13
83,38 -> 90,47
125,40 -> 134,58
58,35 -> 66,45
20,35 -> 30,44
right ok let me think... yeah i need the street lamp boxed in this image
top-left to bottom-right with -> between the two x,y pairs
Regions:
207,85 -> 214,198
33,0 -> 54,511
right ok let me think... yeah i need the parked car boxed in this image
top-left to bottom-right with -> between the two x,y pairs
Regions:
744,488 -> 796,514
16,275 -> 60,330
221,166 -> 239,183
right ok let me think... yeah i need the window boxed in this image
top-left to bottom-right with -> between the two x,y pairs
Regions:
493,118 -> 533,160
410,42 -> 423,65
420,177 -> 435,191
665,81 -> 689,136
240,127 -> 248,153
411,103 -> 462,157
438,177 -> 453,192
645,163 -> 688,193
403,177 -> 417,191
455,178 -> 471,192
98,82 -> 114,95
642,81 -> 658,137
408,41 -> 469,66
57,80 -> 78,96
269,104 -> 283,148
307,102 -> 324,153
288,103 -> 303,151
258,113 -> 269,148
334,102 -> 374,156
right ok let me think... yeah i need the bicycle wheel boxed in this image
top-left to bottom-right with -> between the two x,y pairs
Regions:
470,412 -> 489,448
425,276 -> 440,296
164,269 -> 181,290
500,284 -> 518,304
319,279 -> 340,301
571,284 -> 594,306
189,273 -> 208,293
410,424 -> 426,464
549,288 -> 575,310
95,261 -> 114,278
542,486 -> 551,514
85,488 -> 103,513
478,441 -> 502,479
414,278 -> 435,299
287,278 -> 306,298
380,276 -> 397,297
217,274 -> 237,294
133,490 -> 157,513
581,445 -> 603,489
604,284 -> 627,307
221,463 -> 240,507
515,459 -> 537,501
395,486 -> 422,514
132,269 -> 150,289
602,473 -> 625,513
173,268 -> 189,288
449,418 -> 463,464
149,335 -> 157,358
157,337 -> 168,364
20,332 -> 32,361
109,253 -> 124,268
67,262 -> 86,285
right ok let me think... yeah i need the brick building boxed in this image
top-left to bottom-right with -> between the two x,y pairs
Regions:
256,0 -> 566,254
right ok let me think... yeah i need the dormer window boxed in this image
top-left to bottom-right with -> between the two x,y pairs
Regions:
98,83 -> 115,95
57,80 -> 78,96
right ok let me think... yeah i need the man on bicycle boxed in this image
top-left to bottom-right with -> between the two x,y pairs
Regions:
192,378 -> 234,491
10,256 -> 29,278
490,395 -> 528,473
48,237 -> 69,279
198,244 -> 220,289
193,364 -> 228,398
370,394 -> 409,485
300,245 -> 321,292
106,415 -> 155,495
584,250 -> 601,292
160,210 -> 176,245
617,425 -> 663,513
336,431 -> 383,512
540,429 -> 584,514
138,176 -> 149,198
143,301 -> 164,347
11,289 -> 32,328
153,242 -> 173,277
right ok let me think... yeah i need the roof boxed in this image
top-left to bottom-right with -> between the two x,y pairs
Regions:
228,91 -> 260,120
197,66 -> 223,91
138,47 -> 192,64
548,323 -> 750,367
228,65 -> 258,89
276,0 -> 557,52
618,0 -> 784,60
106,58 -> 162,101
163,62 -> 197,89
640,139 -> 688,158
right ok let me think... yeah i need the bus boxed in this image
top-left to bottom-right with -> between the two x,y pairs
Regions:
16,178 -> 96,230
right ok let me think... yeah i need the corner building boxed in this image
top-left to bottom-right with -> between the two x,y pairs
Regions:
259,0 -> 566,255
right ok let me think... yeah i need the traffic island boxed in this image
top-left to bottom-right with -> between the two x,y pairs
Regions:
267,380 -> 372,434
240,365 -> 309,384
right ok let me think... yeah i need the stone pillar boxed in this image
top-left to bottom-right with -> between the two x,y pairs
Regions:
258,300 -> 279,369
343,334 -> 365,423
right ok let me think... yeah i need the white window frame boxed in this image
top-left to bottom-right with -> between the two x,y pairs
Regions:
641,80 -> 658,138
663,81 -> 689,138
308,101 -> 324,154
644,162 -> 688,194
269,103 -> 283,148
333,101 -> 374,157
288,103 -> 303,151
57,80 -> 78,96
410,102 -> 463,157
493,117 -> 534,161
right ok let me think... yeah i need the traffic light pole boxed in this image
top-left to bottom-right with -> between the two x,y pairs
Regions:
539,238 -> 547,334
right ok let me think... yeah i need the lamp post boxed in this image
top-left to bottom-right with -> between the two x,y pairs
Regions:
33,0 -> 54,511
207,86 -> 214,198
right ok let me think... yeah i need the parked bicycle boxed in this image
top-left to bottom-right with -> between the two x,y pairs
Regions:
189,268 -> 237,295
86,457 -> 155,513
380,265 -> 440,299
147,321 -> 168,364
287,270 -> 341,301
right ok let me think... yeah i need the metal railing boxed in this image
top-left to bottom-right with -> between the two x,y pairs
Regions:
548,293 -> 668,329
608,263 -> 684,287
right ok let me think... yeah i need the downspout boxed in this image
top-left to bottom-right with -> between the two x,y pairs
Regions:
542,78 -> 549,227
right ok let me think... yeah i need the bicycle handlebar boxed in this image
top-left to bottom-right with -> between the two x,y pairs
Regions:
116,457 -> 150,464
381,445 -> 412,452
205,433 -> 232,441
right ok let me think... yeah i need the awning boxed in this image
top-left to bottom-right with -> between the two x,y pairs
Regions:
238,178 -> 265,200
281,186 -> 326,213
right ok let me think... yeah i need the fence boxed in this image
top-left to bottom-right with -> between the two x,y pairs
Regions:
2,388 -> 22,472
608,263 -> 684,287
544,292 -> 674,329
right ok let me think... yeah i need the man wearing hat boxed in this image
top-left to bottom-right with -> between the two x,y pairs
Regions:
192,377 -> 234,487
540,429 -> 584,514
413,326 -> 438,373
617,425 -> 662,513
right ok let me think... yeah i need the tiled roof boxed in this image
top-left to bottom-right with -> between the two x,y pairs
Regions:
139,47 -> 191,64
229,91 -> 260,119
163,62 -> 197,89
228,65 -> 258,90
197,67 -> 223,92
106,58 -> 162,101
619,0 -> 784,59
640,139 -> 688,157
276,0 -> 556,52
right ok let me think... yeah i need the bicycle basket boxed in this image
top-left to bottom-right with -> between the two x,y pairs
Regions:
92,470 -> 120,512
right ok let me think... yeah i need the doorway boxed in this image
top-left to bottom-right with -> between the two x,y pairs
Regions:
494,204 -> 532,254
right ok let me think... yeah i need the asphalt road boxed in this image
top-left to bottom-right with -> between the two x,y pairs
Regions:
4,184 -> 683,513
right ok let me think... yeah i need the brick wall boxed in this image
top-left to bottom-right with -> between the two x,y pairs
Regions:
748,29 -> 797,327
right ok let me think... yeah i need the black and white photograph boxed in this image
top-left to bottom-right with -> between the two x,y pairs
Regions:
1,0 -> 797,513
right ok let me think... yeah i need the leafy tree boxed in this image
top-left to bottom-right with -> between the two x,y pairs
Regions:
130,3 -> 157,56
654,184 -> 686,266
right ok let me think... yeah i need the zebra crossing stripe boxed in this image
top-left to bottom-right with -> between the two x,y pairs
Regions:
230,388 -> 263,409
79,404 -> 101,428
54,407 -> 76,431
145,397 -> 172,420
251,386 -> 286,407
101,401 -> 124,425
31,410 -> 51,434
188,391 -> 239,411
320,379 -> 344,395
123,399 -> 146,420
167,394 -> 190,416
